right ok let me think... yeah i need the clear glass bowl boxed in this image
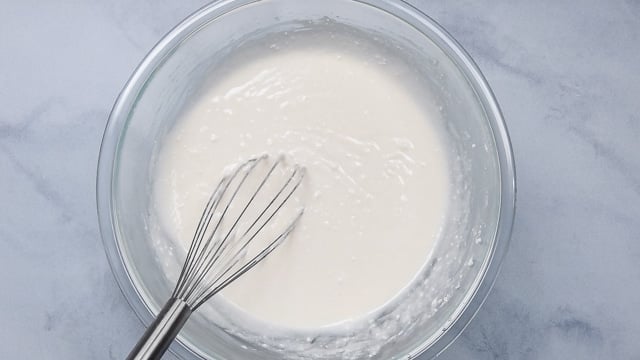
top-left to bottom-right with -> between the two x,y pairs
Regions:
97,0 -> 515,359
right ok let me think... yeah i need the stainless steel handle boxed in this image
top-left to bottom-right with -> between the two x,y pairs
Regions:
126,298 -> 192,360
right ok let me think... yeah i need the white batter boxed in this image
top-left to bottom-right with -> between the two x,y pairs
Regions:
152,31 -> 450,329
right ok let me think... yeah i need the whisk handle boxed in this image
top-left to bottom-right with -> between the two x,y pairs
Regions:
126,297 -> 192,360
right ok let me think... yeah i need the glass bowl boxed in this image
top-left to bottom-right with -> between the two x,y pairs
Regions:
97,0 -> 515,359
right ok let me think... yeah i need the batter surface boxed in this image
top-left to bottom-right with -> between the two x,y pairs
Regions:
152,30 -> 450,329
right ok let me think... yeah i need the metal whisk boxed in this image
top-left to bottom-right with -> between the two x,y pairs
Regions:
127,155 -> 305,360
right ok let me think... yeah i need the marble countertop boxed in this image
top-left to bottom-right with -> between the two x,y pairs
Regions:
1,0 -> 639,359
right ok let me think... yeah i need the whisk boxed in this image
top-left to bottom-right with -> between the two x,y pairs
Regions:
127,155 -> 305,360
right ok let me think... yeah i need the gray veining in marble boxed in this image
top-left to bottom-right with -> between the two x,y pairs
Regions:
1,1 -> 639,359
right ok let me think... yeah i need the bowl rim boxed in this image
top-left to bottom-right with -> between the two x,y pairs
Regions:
97,0 -> 516,358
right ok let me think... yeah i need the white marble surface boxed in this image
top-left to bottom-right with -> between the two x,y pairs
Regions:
1,0 -> 639,359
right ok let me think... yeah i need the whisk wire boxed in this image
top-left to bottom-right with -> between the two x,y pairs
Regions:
185,156 -> 283,300
172,155 -> 305,309
171,181 -> 220,299
186,158 -> 269,299
194,208 -> 303,308
192,166 -> 305,308
181,159 -> 261,302
172,159 -> 252,299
